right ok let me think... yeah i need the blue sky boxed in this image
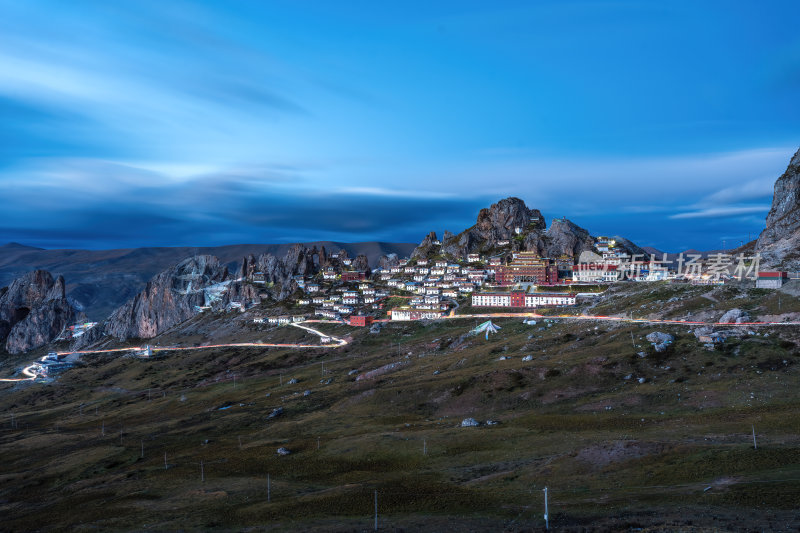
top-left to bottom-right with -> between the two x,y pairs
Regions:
0,1 -> 798,252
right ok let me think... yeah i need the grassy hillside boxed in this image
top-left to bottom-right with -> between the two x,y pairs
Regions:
1,283 -> 800,531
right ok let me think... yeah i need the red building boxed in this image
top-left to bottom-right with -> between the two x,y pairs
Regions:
495,252 -> 558,286
510,290 -> 525,307
348,315 -> 374,327
341,271 -> 367,282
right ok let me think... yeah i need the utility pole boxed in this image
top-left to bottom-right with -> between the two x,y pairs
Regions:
317,437 -> 320,450
630,331 -> 635,350
374,490 -> 378,531
543,487 -> 549,530
321,361 -> 324,377
752,425 -> 758,450
233,375 -> 236,389
164,452 -> 168,470
267,473 -> 271,502
423,439 -> 427,456
200,461 -> 204,482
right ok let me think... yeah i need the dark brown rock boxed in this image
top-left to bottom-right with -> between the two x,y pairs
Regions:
104,255 -> 229,340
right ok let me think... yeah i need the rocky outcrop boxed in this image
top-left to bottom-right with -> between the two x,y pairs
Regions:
474,197 -> 544,241
411,231 -> 439,260
351,254 -> 370,273
755,147 -> 800,268
0,270 -> 76,354
6,299 -> 75,354
539,218 -> 596,258
378,253 -> 400,270
412,197 -> 628,261
104,255 -> 229,340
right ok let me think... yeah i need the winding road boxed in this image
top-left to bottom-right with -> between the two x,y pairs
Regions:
2,311 -> 797,384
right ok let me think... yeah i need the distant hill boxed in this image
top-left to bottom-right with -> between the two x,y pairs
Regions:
0,241 -> 416,320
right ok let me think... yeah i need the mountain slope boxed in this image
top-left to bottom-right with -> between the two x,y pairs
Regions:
0,241 -> 416,320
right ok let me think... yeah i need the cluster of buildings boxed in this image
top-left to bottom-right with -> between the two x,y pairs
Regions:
248,237 -> 795,325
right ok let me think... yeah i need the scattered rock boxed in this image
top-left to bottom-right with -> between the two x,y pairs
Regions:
303,390 -> 311,397
276,447 -> 291,456
522,355 -> 533,362
287,378 -> 298,384
645,332 -> 673,352
267,407 -> 283,419
719,308 -> 750,324
461,418 -> 480,427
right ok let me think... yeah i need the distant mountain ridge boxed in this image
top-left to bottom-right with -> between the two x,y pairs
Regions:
0,241 -> 416,320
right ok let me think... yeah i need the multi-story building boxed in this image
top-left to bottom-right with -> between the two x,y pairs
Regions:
471,290 -> 576,308
573,263 -> 619,283
391,307 -> 445,321
495,252 -> 557,286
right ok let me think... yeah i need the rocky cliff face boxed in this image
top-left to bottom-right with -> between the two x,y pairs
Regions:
533,218 -> 596,258
240,243 -> 335,301
411,231 -> 439,260
104,255 -> 230,340
756,147 -> 800,268
0,270 -> 76,354
474,197 -> 545,241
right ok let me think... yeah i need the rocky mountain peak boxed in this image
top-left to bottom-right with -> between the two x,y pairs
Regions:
475,197 -> 545,241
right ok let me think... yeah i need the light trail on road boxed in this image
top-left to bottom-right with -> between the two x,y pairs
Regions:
0,322 -> 347,383
2,310 -> 796,384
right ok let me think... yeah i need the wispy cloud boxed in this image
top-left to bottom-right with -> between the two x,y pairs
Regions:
669,205 -> 771,219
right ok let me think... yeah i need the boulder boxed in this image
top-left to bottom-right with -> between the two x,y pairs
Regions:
719,308 -> 750,324
645,332 -> 674,352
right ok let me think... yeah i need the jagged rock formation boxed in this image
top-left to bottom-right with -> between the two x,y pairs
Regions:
0,270 -> 76,354
411,231 -> 440,260
535,218 -> 595,258
413,197 -> 637,261
756,147 -> 800,268
104,255 -> 229,340
378,253 -> 400,270
240,244 -> 343,301
351,254 -> 370,273
475,197 -> 545,241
